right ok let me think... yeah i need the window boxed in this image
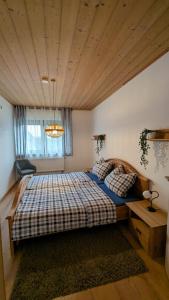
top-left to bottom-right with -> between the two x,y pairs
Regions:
25,108 -> 63,158
14,106 -> 72,159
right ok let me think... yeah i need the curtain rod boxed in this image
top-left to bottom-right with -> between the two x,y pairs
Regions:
14,105 -> 72,110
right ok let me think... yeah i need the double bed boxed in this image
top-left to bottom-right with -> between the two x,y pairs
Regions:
7,159 -> 149,254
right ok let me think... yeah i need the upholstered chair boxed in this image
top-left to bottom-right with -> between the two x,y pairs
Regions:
15,159 -> 36,177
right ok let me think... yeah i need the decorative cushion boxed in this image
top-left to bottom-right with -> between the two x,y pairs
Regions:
105,168 -> 137,197
92,161 -> 113,180
111,165 -> 124,175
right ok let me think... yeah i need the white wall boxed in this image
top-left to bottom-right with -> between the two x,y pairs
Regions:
92,52 -> 169,276
30,158 -> 65,173
31,110 -> 93,172
0,96 -> 16,200
65,110 -> 93,172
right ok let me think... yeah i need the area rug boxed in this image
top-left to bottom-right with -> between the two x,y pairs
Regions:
11,225 -> 147,300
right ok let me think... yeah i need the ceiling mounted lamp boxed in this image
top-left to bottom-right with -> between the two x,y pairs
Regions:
44,78 -> 64,138
41,76 -> 49,83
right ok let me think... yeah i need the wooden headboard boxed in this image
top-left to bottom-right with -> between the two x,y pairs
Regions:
106,158 -> 150,199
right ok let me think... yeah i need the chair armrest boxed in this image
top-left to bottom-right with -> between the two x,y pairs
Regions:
25,162 -> 36,171
29,163 -> 36,170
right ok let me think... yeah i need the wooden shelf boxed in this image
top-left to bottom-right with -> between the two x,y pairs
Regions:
147,138 -> 169,141
147,129 -> 169,141
92,134 -> 106,141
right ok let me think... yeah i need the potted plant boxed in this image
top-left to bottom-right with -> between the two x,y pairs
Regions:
93,134 -> 106,156
139,129 -> 155,169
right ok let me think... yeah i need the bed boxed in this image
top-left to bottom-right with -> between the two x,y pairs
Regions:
7,159 -> 149,254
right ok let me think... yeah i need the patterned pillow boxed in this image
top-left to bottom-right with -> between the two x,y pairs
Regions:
111,165 -> 124,175
92,161 -> 113,180
105,169 -> 137,197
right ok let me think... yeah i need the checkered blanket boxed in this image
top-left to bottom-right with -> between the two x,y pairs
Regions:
12,181 -> 116,241
26,172 -> 91,190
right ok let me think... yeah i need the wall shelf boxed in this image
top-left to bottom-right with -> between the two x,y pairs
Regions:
92,134 -> 106,141
147,129 -> 169,141
147,138 -> 169,141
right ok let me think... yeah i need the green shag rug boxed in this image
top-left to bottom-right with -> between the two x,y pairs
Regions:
11,225 -> 147,300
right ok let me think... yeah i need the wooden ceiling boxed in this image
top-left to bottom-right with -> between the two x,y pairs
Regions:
0,0 -> 169,109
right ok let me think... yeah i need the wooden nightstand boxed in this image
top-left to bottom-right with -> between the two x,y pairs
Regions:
126,200 -> 167,258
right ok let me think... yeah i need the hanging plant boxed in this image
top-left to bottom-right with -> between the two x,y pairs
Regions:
139,129 -> 155,169
94,134 -> 105,156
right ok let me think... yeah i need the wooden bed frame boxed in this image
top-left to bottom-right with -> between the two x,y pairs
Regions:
6,159 -> 149,255
106,159 -> 150,221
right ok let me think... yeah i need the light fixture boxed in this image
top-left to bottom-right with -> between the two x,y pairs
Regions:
142,190 -> 159,212
41,76 -> 49,83
45,78 -> 64,138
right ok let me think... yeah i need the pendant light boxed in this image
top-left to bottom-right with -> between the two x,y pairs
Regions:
45,78 -> 64,138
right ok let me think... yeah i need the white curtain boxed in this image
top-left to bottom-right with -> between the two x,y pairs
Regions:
61,108 -> 73,156
14,106 -> 26,159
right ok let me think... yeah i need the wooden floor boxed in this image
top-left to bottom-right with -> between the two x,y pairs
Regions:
0,185 -> 169,300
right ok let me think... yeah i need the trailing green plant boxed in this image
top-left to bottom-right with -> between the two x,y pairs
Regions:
139,129 -> 154,169
95,135 -> 105,156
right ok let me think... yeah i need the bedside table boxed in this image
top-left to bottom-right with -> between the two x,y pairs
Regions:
126,200 -> 167,258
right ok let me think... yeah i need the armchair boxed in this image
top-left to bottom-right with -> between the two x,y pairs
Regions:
15,159 -> 36,177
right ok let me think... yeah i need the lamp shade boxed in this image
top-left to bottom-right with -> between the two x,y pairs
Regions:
45,123 -> 64,138
143,190 -> 152,199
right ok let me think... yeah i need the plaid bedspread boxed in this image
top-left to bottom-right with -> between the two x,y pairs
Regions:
26,172 -> 91,190
12,181 -> 116,241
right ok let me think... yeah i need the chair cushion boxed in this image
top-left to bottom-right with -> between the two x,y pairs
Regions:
21,169 -> 36,175
105,167 -> 137,197
92,161 -> 113,180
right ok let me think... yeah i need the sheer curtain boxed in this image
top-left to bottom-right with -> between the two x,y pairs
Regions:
61,108 -> 73,156
14,106 -> 73,159
14,106 -> 26,159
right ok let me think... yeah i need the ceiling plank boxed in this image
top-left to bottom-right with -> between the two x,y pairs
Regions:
0,0 -> 40,104
0,0 -> 169,109
88,29 -> 169,109
69,0 -> 137,107
0,55 -> 25,103
6,0 -> 44,105
43,0 -> 61,106
78,0 -> 165,107
86,6 -> 169,108
61,0 -> 98,107
24,0 -> 51,106
56,0 -> 80,106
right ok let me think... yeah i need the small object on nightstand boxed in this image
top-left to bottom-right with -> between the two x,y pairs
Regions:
126,200 -> 167,258
142,190 -> 159,212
